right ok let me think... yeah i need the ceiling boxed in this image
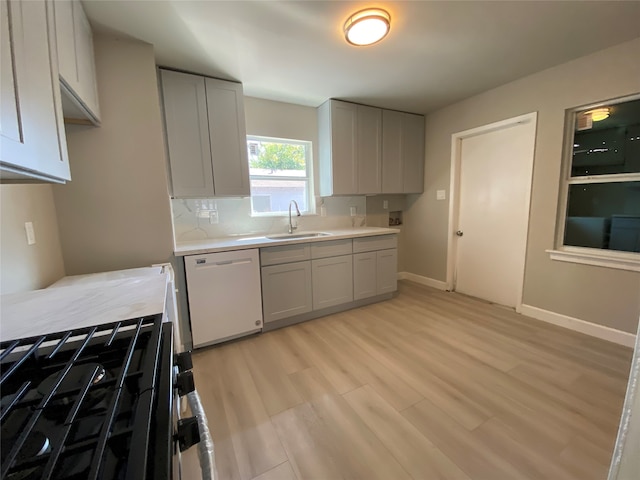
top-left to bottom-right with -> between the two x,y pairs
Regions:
83,1 -> 640,115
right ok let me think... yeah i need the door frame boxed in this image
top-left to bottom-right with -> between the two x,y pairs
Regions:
445,112 -> 537,312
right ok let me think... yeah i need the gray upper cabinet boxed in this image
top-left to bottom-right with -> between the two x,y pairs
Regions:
382,110 -> 425,194
160,70 -> 214,197
318,99 -> 382,196
1,0 -> 70,183
381,110 -> 403,193
54,0 -> 101,124
159,69 -> 250,198
319,99 -> 423,196
205,77 -> 250,197
357,105 -> 382,194
402,113 -> 425,193
319,100 -> 357,196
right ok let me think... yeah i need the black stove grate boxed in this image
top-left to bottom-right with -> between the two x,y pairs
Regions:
0,314 -> 167,480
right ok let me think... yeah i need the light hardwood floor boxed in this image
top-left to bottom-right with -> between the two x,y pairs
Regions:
184,280 -> 633,480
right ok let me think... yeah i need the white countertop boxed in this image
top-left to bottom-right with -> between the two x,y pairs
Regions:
0,269 -> 168,342
49,266 -> 164,288
174,227 -> 400,256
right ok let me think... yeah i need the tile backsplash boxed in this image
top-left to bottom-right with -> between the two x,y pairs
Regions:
171,196 -> 367,242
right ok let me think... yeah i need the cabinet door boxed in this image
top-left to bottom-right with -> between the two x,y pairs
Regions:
353,252 -> 377,300
53,0 -> 76,88
54,0 -> 100,122
330,100 -> 358,195
262,261 -> 313,322
1,0 -> 69,182
312,255 -> 353,309
160,69 -> 215,197
73,0 -> 100,119
382,110 -> 403,193
357,105 -> 382,194
402,113 -> 425,193
377,249 -> 398,294
205,77 -> 250,196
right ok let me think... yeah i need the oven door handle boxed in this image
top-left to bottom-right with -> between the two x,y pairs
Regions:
186,390 -> 217,480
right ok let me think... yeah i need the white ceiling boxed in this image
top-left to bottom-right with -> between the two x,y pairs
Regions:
83,1 -> 640,115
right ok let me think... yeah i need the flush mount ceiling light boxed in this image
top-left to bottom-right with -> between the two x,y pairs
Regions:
344,8 -> 391,46
587,107 -> 610,121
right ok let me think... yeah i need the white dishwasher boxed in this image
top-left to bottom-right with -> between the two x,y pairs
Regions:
185,249 -> 263,348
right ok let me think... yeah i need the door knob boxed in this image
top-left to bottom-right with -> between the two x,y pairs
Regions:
455,230 -> 464,237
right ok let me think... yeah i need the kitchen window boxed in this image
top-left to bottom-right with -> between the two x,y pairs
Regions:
247,136 -> 314,216
549,94 -> 640,271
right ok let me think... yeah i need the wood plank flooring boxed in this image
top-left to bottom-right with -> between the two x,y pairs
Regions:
182,280 -> 633,480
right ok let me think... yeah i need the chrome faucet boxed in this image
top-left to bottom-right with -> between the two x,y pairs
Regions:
288,200 -> 301,234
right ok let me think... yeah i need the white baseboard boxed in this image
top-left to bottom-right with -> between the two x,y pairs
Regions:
398,272 -> 448,291
520,304 -> 636,348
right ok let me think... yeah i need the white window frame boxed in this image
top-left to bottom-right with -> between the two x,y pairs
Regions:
247,135 -> 315,217
548,93 -> 640,272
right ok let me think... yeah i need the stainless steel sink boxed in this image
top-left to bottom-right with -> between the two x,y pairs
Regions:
266,232 -> 331,240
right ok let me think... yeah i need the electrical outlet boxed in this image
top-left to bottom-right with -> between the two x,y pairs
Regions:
436,190 -> 446,201
350,206 -> 357,217
25,222 -> 36,245
383,200 -> 388,209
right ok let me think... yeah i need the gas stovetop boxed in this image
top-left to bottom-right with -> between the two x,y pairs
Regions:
0,314 -> 173,480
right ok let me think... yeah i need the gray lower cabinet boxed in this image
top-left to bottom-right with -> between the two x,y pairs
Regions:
260,236 -> 395,325
261,261 -> 313,323
377,249 -> 398,294
354,248 -> 398,299
311,255 -> 354,309
353,252 -> 377,300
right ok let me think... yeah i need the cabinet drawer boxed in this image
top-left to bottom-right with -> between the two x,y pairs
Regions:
353,235 -> 397,253
311,239 -> 352,259
261,244 -> 311,266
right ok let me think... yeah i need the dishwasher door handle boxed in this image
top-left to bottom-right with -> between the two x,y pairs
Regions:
195,258 -> 252,267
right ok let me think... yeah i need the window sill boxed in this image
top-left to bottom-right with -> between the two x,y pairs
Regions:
546,248 -> 640,272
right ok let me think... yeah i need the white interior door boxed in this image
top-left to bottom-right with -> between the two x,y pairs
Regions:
452,114 -> 536,308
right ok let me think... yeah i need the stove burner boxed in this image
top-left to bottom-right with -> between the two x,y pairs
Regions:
3,431 -> 51,480
38,363 -> 108,412
21,431 -> 51,459
38,363 -> 106,397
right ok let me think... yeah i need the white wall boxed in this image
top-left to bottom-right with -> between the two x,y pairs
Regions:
53,35 -> 174,275
404,37 -> 640,333
0,185 -> 65,293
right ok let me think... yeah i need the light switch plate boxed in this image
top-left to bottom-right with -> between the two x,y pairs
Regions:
383,200 -> 389,209
25,222 -> 36,245
436,190 -> 446,201
350,206 -> 357,217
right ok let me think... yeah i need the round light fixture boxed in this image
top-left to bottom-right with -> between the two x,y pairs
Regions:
588,107 -> 610,122
344,8 -> 391,46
